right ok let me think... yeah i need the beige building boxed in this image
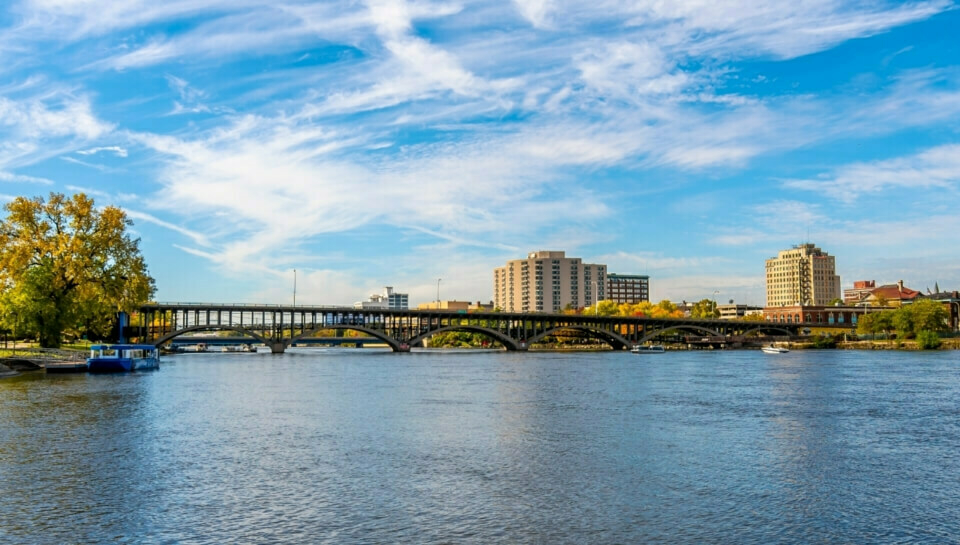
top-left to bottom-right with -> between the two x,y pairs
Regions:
417,300 -> 495,311
717,304 -> 764,320
765,243 -> 841,307
494,251 -> 606,312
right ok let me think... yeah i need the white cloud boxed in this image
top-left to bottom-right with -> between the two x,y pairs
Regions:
513,0 -> 552,28
784,143 -> 960,202
76,145 -> 127,157
0,92 -> 113,171
60,155 -> 113,172
0,95 -> 111,141
124,209 -> 211,248
129,111 -> 611,274
0,171 -> 53,184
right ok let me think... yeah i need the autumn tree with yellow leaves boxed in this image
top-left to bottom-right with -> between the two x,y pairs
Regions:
0,193 -> 155,347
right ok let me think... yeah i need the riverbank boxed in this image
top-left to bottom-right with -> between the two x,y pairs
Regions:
779,338 -> 960,351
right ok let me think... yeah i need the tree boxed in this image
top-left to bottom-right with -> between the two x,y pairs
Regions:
894,299 -> 948,338
856,313 -> 877,336
0,193 -> 155,347
827,297 -> 845,307
873,311 -> 895,338
916,330 -> 942,349
690,298 -> 719,319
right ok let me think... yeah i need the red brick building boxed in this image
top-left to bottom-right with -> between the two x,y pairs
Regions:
763,304 -> 878,326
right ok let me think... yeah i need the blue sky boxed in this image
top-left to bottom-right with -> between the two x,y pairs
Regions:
1,0 -> 959,306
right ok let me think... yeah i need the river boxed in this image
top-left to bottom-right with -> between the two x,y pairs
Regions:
2,349 -> 959,544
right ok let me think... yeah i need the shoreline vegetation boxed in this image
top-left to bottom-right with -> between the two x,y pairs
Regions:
4,338 -> 957,378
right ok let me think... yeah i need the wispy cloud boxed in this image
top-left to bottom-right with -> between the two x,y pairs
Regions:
60,155 -> 114,172
0,91 -> 113,171
784,143 -> 960,202
129,111 -> 610,273
76,145 -> 127,157
124,209 -> 212,248
0,170 -> 53,184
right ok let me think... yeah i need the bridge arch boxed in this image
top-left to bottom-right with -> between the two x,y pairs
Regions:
638,324 -> 724,344
740,326 -> 795,337
287,325 -> 403,352
526,326 -> 633,350
407,325 -> 522,351
152,324 -> 273,348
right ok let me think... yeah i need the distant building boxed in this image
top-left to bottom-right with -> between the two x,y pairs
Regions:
765,243 -> 841,307
717,304 -> 764,320
763,304 -> 874,326
494,251 -> 606,313
864,280 -> 922,308
418,300 -> 470,311
843,280 -> 876,304
921,289 -> 960,331
417,300 -> 496,311
606,274 -> 649,304
354,286 -> 408,310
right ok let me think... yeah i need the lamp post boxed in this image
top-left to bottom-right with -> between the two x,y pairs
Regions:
713,290 -> 720,319
594,281 -> 598,317
437,278 -> 442,306
293,269 -> 297,307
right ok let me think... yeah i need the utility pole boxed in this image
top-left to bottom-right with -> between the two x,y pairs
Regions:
437,278 -> 442,306
594,281 -> 598,316
293,269 -> 297,307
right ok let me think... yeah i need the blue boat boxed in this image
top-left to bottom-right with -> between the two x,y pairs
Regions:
87,344 -> 160,373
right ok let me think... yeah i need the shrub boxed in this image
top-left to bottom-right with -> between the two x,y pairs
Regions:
916,330 -> 942,350
811,334 -> 838,349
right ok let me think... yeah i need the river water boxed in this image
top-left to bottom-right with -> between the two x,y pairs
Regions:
2,349 -> 959,544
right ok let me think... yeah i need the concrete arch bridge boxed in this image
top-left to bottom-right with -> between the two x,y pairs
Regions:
133,303 -> 833,354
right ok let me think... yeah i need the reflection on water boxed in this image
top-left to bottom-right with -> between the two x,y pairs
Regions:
2,349 -> 960,543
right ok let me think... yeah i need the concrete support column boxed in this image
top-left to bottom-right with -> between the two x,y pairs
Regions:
269,342 -> 286,354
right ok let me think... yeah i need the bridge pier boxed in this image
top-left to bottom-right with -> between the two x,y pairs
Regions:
269,343 -> 286,354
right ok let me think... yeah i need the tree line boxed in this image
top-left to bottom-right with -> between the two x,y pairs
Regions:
855,299 -> 950,348
0,193 -> 155,348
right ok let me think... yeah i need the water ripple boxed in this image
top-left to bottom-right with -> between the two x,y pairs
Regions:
2,349 -> 960,543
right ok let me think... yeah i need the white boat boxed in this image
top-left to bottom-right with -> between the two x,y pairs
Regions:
632,345 -> 666,354
761,345 -> 789,354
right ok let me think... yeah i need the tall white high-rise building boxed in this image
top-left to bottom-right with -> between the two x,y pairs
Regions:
765,243 -> 841,306
494,251 -> 606,313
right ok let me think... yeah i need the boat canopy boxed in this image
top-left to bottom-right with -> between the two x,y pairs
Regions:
89,344 -> 157,351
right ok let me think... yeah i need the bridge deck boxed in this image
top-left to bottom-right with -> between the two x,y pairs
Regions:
133,303 -> 847,353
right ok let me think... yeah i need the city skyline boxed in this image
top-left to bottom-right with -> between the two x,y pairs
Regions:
1,2 -> 959,306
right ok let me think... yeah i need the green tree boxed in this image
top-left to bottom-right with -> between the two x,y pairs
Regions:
584,300 -> 619,317
827,297 -> 845,307
690,298 -> 719,319
0,193 -> 155,347
916,330 -> 942,349
856,312 -> 876,336
873,311 -> 895,338
894,300 -> 948,338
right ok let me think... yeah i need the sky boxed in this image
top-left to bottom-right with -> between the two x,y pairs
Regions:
1,0 -> 959,307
